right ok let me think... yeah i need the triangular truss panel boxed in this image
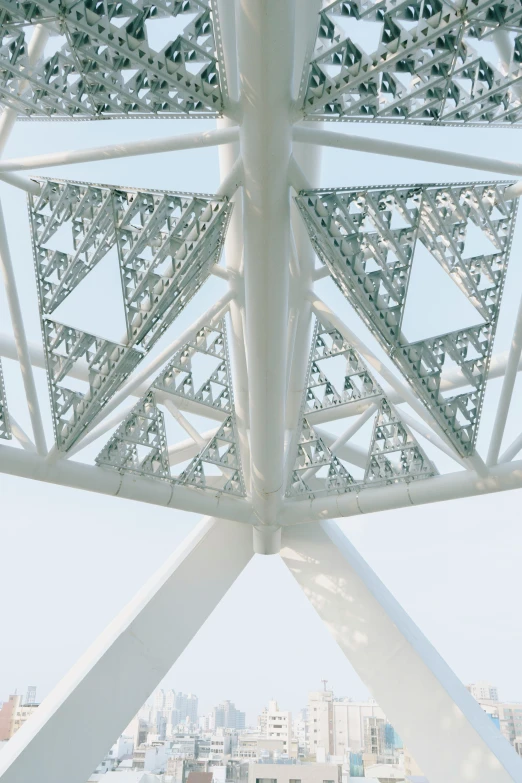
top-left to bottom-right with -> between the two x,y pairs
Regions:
0,0 -> 225,119
302,0 -> 522,126
296,181 -> 518,457
153,319 -> 232,414
0,361 -> 11,440
95,391 -> 171,480
42,319 -> 143,451
305,311 -> 382,415
29,179 -> 231,451
287,317 -> 437,500
178,415 -> 245,496
29,180 -> 115,314
95,319 -> 246,497
297,185 -> 422,346
365,399 -> 436,487
287,417 -> 358,499
114,190 -> 232,351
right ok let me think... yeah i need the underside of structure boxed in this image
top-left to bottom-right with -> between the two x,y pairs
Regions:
1,1 -> 522,782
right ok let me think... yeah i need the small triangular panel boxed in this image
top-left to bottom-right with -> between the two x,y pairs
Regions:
29,180 -> 115,314
305,318 -> 382,414
0,0 -> 223,119
178,415 -> 245,497
152,319 -> 232,414
418,183 -> 518,320
394,324 -> 493,457
286,417 -> 357,500
114,190 -> 232,350
95,391 -> 171,480
364,399 -> 437,487
296,186 -> 422,348
0,361 -> 11,440
42,319 -> 143,452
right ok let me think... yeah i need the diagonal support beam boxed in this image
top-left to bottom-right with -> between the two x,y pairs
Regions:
281,522 -> 522,783
0,517 -> 254,783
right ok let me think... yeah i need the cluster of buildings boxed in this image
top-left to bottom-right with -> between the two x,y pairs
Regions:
1,681 -> 522,782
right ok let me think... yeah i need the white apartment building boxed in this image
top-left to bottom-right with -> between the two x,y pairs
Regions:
258,700 -> 294,757
467,682 -> 499,702
308,691 -> 387,758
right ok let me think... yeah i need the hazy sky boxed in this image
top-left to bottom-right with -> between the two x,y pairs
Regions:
1,110 -> 522,729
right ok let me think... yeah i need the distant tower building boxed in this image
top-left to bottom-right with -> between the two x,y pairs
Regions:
213,700 -> 245,730
165,689 -> 176,713
307,690 -> 333,758
154,689 -> 166,713
25,687 -> 37,706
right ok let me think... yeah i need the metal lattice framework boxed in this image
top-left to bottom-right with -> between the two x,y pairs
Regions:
2,3 -> 522,783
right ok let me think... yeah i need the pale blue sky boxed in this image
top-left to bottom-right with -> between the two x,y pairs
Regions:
1,116 -> 522,726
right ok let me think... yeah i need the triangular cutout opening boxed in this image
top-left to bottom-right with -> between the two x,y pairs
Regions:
462,219 -> 500,258
401,241 -> 484,343
52,246 -> 128,344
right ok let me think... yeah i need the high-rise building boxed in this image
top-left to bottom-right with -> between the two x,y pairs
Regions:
213,701 -> 245,730
307,690 -> 334,757
258,700 -> 294,757
307,690 -> 388,758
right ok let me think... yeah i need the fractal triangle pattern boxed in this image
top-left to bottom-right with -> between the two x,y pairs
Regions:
296,181 -> 518,457
29,178 -> 232,451
303,0 -> 522,126
0,0 -> 225,119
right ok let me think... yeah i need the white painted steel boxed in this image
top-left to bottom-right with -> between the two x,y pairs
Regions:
168,428 -> 219,466
281,522 -> 522,783
293,126 -> 522,179
58,292 -> 234,458
238,0 -> 295,525
0,517 -> 254,783
0,24 -> 49,154
0,444 -> 254,522
0,202 -> 47,456
0,128 -> 240,172
8,415 -> 36,452
281,459 -> 522,525
500,434 -> 522,463
0,172 -> 41,194
487,290 -> 522,465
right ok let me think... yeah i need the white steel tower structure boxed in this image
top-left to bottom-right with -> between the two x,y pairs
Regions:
0,1 -> 522,781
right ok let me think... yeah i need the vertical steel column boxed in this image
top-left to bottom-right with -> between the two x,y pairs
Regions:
237,0 -> 295,525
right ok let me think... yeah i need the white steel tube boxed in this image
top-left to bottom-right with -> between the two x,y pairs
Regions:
218,113 -> 251,491
0,127 -> 240,172
0,202 -> 47,456
499,433 -> 522,463
281,522 -> 522,783
281,458 -> 522,526
487,291 -> 522,466
313,426 -> 367,469
168,428 -> 218,466
293,125 -> 522,179
238,0 -> 295,524
0,443 -> 254,522
0,172 -> 41,194
0,516 -> 254,783
302,403 -> 377,481
8,414 -> 36,453
163,398 -> 205,447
